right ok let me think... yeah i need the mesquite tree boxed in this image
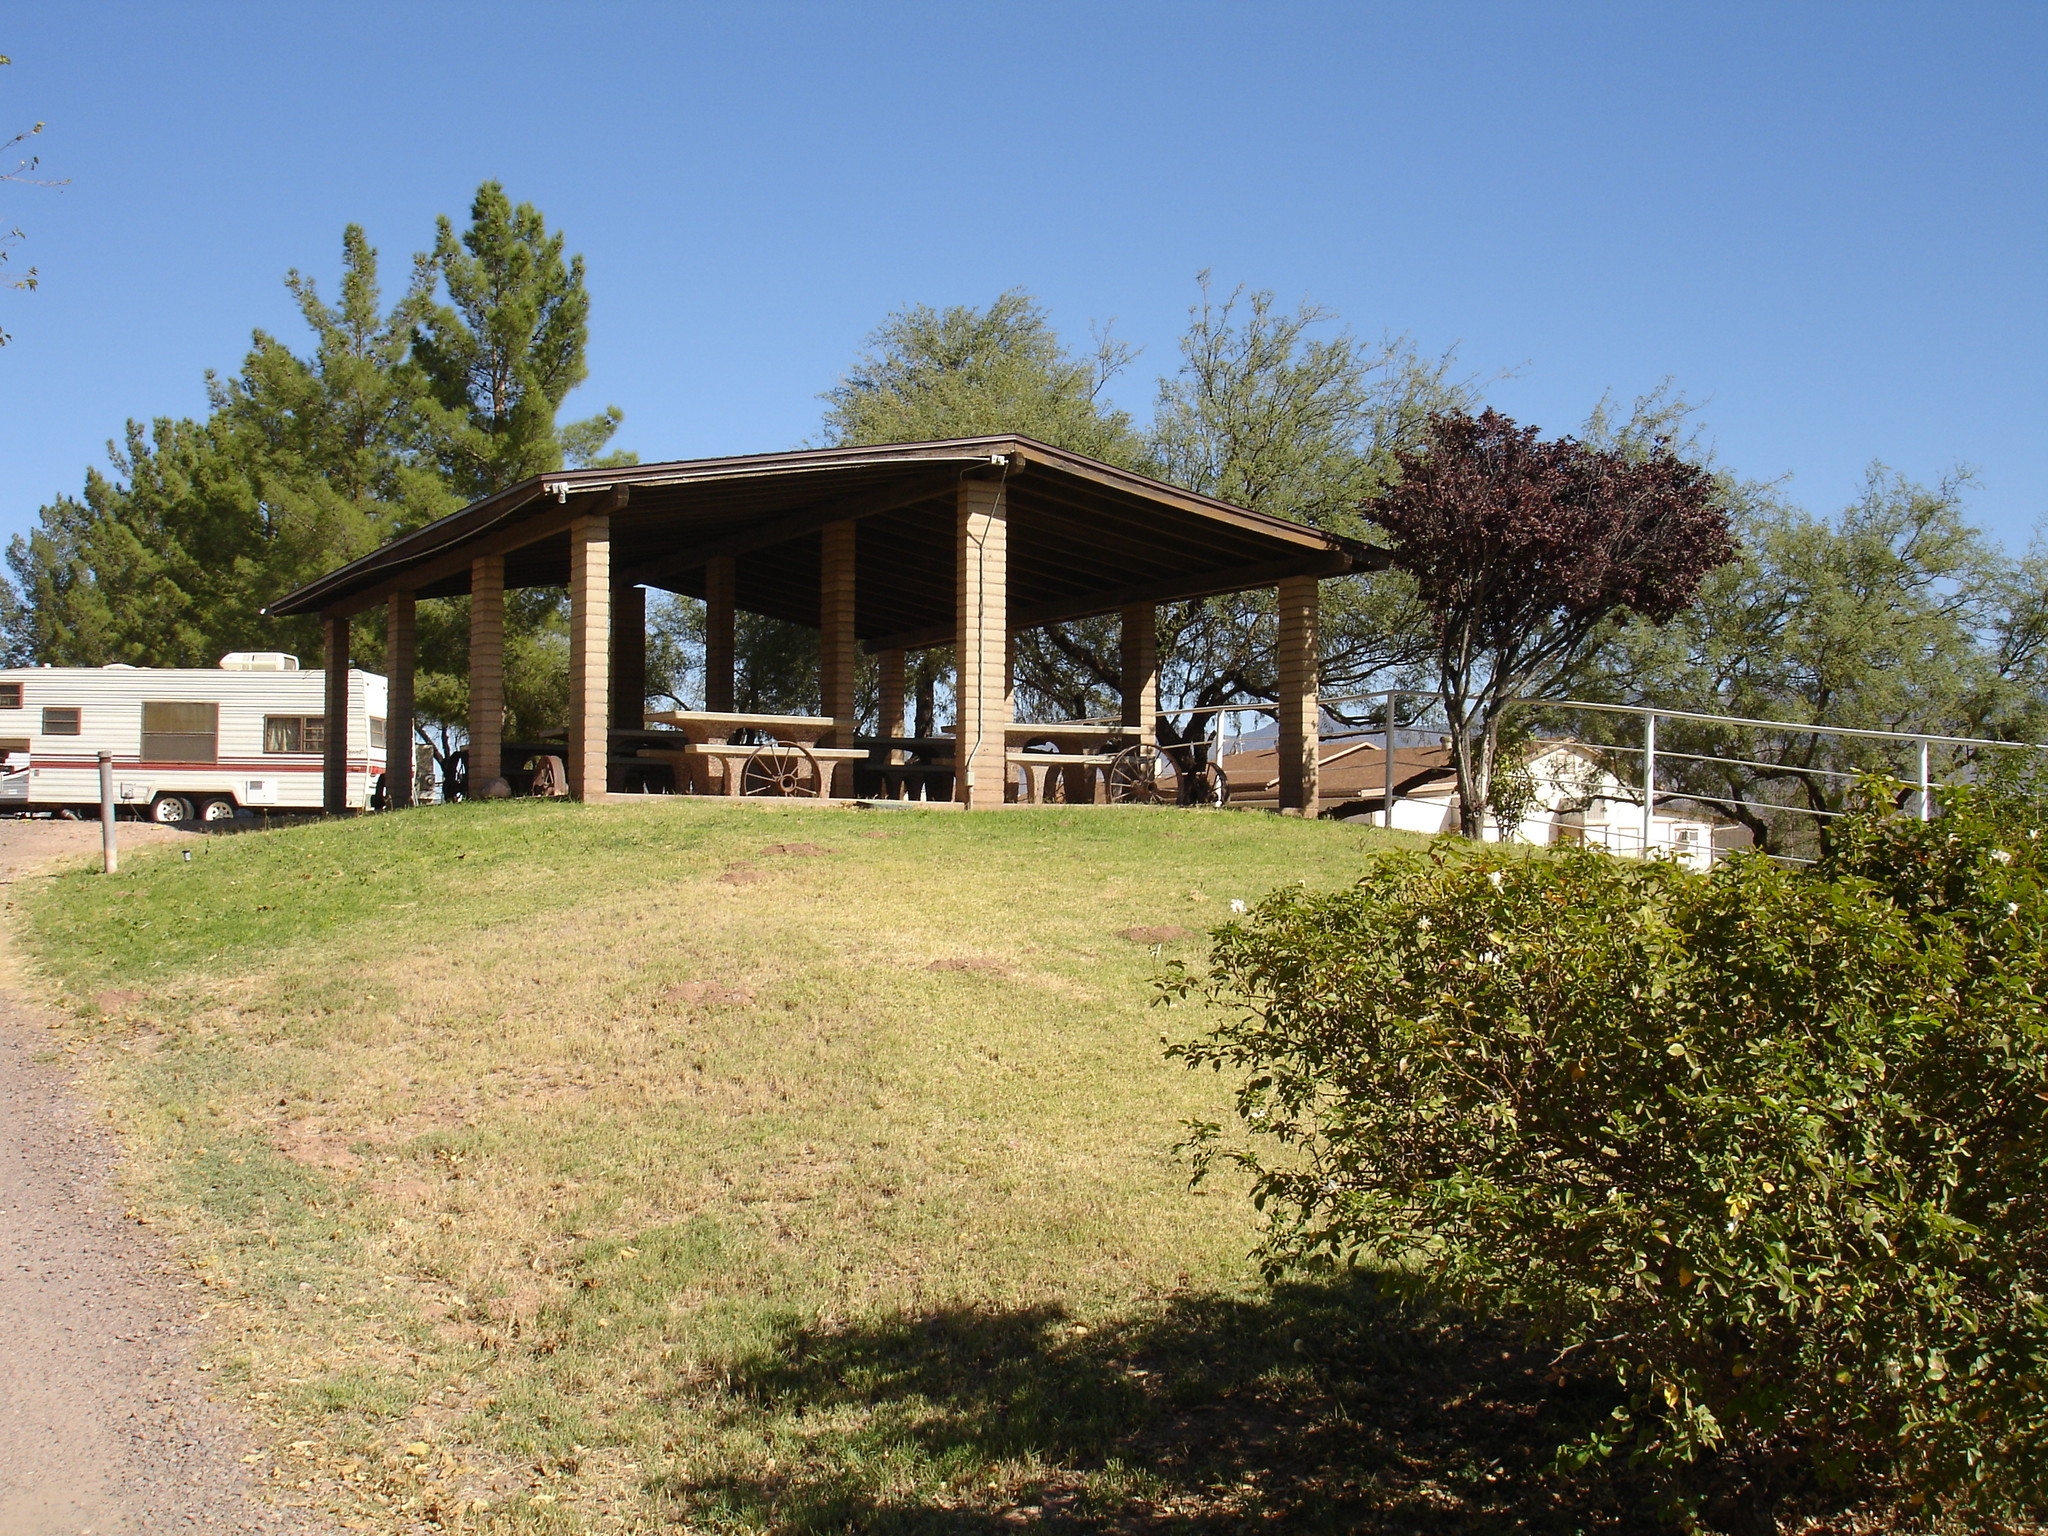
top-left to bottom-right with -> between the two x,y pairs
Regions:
1364,409 -> 1733,837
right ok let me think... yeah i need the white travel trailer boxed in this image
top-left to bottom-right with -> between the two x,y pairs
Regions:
0,654 -> 389,822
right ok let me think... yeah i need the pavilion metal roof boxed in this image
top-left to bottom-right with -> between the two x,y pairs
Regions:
266,435 -> 1382,647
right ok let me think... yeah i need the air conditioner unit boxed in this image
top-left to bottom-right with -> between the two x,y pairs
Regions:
219,653 -> 300,672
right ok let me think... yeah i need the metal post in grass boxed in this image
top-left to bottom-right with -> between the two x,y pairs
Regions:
1917,737 -> 1933,822
97,749 -> 118,875
1641,711 -> 1658,858
1383,690 -> 1399,830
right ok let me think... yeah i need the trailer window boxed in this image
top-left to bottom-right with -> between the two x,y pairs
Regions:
0,684 -> 20,709
369,716 -> 387,751
141,701 -> 218,763
41,707 -> 80,735
264,715 -> 325,753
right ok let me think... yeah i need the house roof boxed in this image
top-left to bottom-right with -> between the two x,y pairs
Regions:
265,436 -> 1381,647
1221,736 -> 1459,805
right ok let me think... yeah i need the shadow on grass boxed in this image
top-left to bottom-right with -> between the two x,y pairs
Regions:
666,1274 -> 1665,1534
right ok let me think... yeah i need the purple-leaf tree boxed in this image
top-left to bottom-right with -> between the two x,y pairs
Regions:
1363,409 -> 1735,838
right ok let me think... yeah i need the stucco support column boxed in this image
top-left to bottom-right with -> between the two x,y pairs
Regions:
468,554 -> 505,790
1119,603 -> 1158,739
876,647 -> 906,774
385,592 -> 415,809
818,521 -> 857,795
954,478 -> 1010,809
568,512 -> 611,802
322,612 -> 350,815
610,581 -> 645,730
705,555 -> 736,712
1276,575 -> 1320,815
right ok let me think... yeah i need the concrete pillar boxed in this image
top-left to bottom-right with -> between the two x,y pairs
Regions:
468,555 -> 505,789
818,521 -> 857,796
610,581 -> 645,730
1119,602 -> 1158,738
385,592 -> 415,809
876,646 -> 906,782
955,478 -> 1010,809
1276,575 -> 1320,815
876,648 -> 906,740
705,555 -> 736,712
322,613 -> 350,815
568,512 -> 611,802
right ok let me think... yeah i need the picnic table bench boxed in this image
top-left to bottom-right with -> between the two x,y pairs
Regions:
941,723 -> 1139,804
640,710 -> 867,798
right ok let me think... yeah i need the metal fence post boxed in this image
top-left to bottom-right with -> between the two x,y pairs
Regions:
1383,690 -> 1399,831
1641,711 -> 1657,857
1917,737 -> 1932,821
97,749 -> 118,876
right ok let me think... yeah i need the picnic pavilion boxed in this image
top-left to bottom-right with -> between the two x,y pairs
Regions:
266,436 -> 1381,813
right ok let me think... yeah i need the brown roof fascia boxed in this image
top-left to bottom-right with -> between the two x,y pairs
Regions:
1006,441 -> 1382,566
266,434 -> 1382,617
266,479 -> 556,617
267,443 -> 1011,617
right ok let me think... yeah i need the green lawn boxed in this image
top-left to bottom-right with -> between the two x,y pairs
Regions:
21,801 -> 1624,1533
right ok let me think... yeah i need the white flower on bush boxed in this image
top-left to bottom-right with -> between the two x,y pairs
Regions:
1487,870 -> 1505,888
1416,916 -> 1432,931
1229,899 -> 1248,914
2008,902 -> 2022,917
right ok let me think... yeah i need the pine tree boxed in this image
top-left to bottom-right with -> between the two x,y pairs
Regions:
411,182 -> 624,498
4,228 -> 455,668
5,416 -> 275,665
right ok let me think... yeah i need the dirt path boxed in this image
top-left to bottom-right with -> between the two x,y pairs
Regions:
0,820 -> 327,1535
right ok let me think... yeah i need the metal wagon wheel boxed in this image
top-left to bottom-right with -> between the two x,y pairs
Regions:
1105,744 -> 1169,805
1178,758 -> 1230,808
740,741 -> 822,798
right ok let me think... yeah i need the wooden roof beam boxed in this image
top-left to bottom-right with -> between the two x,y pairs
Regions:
619,472 -> 964,590
864,552 -> 1359,653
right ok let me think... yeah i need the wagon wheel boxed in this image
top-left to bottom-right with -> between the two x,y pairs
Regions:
740,741 -> 822,798
1106,744 -> 1169,805
1178,759 -> 1231,809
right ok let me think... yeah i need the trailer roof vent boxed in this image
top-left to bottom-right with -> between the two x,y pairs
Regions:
220,652 -> 300,672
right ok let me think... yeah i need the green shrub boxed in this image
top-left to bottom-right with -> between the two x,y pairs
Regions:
1166,790 -> 2048,1528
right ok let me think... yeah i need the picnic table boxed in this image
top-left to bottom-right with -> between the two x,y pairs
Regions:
639,710 -> 867,798
939,722 -> 1139,804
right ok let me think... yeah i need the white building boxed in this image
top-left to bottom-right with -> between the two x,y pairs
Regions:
1223,735 -> 1738,869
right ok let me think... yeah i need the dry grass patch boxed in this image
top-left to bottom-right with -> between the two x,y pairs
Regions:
18,801 -> 1669,1532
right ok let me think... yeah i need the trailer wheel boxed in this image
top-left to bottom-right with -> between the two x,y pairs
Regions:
150,794 -> 195,824
199,797 -> 237,823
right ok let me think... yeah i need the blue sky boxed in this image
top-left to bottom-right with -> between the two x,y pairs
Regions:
3,2 -> 2043,548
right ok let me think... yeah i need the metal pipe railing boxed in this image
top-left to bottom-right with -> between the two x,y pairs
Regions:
1057,686 -> 2038,862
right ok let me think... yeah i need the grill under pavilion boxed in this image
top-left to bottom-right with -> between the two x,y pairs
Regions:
267,436 -> 1378,813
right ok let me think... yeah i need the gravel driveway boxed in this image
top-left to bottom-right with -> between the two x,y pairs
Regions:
0,819 -> 331,1535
